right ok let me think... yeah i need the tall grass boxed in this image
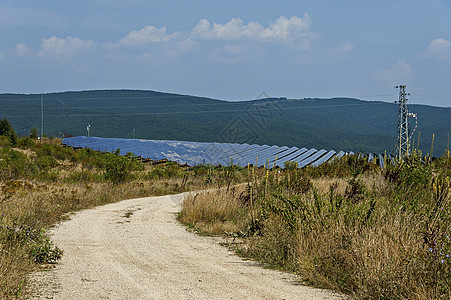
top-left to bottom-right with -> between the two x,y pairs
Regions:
180,153 -> 451,299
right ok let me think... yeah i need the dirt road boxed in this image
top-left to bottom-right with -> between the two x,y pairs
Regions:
28,193 -> 342,299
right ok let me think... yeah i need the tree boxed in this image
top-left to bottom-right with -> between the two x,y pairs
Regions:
0,118 -> 18,146
30,127 -> 38,139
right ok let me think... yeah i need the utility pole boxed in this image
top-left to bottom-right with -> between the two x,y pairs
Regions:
41,92 -> 43,143
395,85 -> 417,159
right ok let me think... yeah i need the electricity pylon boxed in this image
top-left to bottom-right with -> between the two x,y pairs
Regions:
395,85 -> 417,159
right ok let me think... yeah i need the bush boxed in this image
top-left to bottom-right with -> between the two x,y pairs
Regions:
0,217 -> 62,264
0,118 -> 17,146
34,155 -> 58,172
103,150 -> 142,183
284,161 -> 298,170
30,127 -> 38,139
35,144 -> 74,161
147,166 -> 170,179
0,148 -> 36,180
0,136 -> 11,148
17,137 -> 36,149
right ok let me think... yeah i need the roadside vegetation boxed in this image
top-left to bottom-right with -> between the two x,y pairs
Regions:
179,151 -> 451,299
0,120 -> 247,298
2,116 -> 450,299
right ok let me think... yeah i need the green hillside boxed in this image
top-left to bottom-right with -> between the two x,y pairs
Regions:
0,90 -> 449,154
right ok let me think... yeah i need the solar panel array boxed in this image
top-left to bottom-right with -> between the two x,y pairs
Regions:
62,136 -> 380,168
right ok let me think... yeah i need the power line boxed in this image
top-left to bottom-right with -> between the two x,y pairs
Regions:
3,102 -> 382,118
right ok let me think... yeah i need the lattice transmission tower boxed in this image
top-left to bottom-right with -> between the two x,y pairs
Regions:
395,85 -> 417,159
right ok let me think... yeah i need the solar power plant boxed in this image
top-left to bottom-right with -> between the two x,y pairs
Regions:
62,136 -> 385,168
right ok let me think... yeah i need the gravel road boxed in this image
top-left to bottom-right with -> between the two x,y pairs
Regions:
28,192 -> 342,299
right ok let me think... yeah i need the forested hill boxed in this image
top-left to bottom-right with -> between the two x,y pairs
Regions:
1,90 -> 450,154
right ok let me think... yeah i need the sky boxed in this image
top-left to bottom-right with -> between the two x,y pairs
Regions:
0,0 -> 450,107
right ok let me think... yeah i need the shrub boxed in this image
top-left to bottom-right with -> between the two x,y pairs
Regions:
147,166 -> 170,179
0,217 -> 62,264
34,155 -> 58,172
102,150 -> 142,183
0,136 -> 11,148
0,148 -> 36,180
30,127 -> 38,139
17,137 -> 36,149
284,161 -> 298,170
0,118 -> 17,146
35,144 -> 74,161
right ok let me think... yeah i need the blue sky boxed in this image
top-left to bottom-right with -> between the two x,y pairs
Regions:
0,0 -> 450,107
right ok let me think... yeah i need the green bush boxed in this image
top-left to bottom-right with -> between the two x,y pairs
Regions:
0,136 -> 11,148
0,148 -> 36,180
34,155 -> 58,172
30,127 -> 38,139
385,154 -> 432,189
17,137 -> 36,149
147,166 -> 170,179
284,161 -> 298,170
0,118 -> 17,146
35,144 -> 74,161
0,217 -> 62,264
29,229 -> 63,263
103,150 -> 142,183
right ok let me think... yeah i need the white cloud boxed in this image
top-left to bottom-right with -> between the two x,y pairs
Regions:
14,43 -> 31,56
191,14 -> 313,42
118,26 -> 181,47
426,38 -> 450,58
332,42 -> 353,53
373,60 -> 412,85
38,36 -> 93,59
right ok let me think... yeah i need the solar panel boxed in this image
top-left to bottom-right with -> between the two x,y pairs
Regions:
378,154 -> 385,168
256,146 -> 290,168
292,148 -> 317,165
311,150 -> 337,167
298,149 -> 328,168
61,136 -> 378,169
272,148 -> 308,168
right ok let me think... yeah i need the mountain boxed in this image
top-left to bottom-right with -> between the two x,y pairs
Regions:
0,90 -> 449,154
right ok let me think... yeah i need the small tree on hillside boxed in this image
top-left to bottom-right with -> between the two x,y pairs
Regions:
0,118 -> 18,146
30,127 -> 38,139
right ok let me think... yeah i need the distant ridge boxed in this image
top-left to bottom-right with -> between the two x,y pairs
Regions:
1,90 -> 450,154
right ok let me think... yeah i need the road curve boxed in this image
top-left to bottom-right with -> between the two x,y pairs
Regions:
28,193 -> 342,299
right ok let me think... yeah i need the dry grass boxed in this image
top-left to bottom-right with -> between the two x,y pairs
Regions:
311,173 -> 386,195
179,185 -> 251,235
179,156 -> 451,299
